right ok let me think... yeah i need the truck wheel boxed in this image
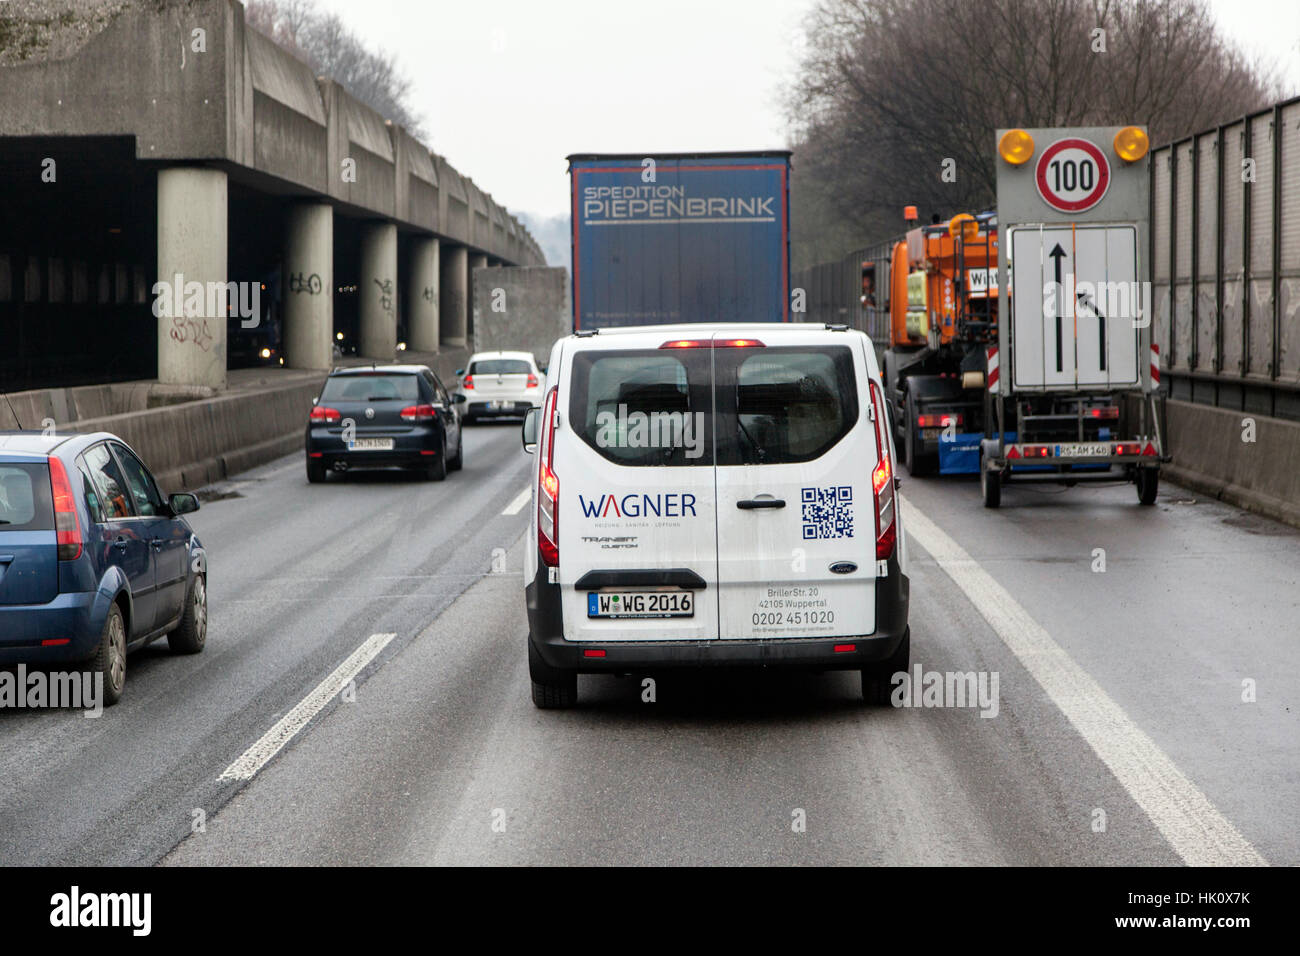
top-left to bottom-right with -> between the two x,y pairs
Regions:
862,628 -> 909,705
1136,467 -> 1159,505
981,461 -> 1002,509
529,637 -> 577,709
905,391 -> 935,477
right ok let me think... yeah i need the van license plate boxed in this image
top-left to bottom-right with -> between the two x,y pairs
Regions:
587,590 -> 694,619
348,438 -> 394,451
1056,442 -> 1110,457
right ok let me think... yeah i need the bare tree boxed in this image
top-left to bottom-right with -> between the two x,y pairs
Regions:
246,0 -> 423,137
788,0 -> 1284,265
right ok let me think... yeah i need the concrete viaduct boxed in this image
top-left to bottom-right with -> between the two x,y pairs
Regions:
0,0 -> 545,390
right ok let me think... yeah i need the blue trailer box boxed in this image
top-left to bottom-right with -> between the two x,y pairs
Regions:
567,152 -> 791,329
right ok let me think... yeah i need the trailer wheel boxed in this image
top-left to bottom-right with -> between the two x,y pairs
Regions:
905,391 -> 935,477
981,460 -> 1002,509
1136,467 -> 1159,505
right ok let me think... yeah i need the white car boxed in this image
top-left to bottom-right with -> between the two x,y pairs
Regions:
454,351 -> 543,423
521,322 -> 910,708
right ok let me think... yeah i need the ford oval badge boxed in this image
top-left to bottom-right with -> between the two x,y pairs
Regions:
829,561 -> 858,575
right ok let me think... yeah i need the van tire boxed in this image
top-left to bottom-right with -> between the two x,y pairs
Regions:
90,602 -> 127,707
861,628 -> 909,706
529,638 -> 577,709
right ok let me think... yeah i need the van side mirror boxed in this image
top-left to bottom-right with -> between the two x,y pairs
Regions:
522,407 -> 540,453
169,492 -> 200,516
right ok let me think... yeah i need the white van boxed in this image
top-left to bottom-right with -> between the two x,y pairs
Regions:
522,323 -> 910,708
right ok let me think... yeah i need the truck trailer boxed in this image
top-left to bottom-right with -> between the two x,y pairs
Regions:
567,151 -> 791,329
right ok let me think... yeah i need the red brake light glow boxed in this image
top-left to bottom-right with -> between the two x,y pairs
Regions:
310,405 -> 341,423
462,375 -> 475,389
659,338 -> 765,349
868,382 -> 897,560
47,457 -> 83,561
400,404 -> 437,422
916,413 -> 963,428
537,387 -> 560,567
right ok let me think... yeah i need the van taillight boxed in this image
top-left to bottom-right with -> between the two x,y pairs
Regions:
868,383 -> 896,560
538,387 -> 559,567
47,458 -> 82,561
310,405 -> 341,423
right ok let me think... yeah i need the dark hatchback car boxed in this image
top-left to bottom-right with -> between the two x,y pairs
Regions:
0,431 -> 207,705
305,365 -> 465,483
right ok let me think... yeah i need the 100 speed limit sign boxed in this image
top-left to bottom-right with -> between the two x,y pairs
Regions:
1035,138 -> 1110,212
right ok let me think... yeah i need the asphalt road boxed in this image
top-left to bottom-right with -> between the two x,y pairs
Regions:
2,425 -> 1295,865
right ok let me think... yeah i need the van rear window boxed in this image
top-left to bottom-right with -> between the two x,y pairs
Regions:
569,350 -> 713,466
0,463 -> 54,531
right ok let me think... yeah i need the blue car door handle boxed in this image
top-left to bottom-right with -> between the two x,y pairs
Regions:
0,554 -> 13,564
150,539 -> 163,552
113,536 -> 128,551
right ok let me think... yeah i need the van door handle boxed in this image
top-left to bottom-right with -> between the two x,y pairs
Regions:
737,498 -> 786,510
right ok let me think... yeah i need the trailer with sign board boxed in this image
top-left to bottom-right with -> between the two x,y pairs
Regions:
979,125 -> 1168,508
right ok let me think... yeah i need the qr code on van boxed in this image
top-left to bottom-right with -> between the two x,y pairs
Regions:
801,486 -> 854,539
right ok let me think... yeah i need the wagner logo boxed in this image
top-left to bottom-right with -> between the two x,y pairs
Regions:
50,886 -> 151,936
578,492 -> 698,519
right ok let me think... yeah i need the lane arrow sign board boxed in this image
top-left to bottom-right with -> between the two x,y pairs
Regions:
1009,223 -> 1140,389
1035,138 -> 1110,213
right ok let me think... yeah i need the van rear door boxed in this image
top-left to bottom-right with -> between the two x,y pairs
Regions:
712,329 -> 879,639
555,333 -> 719,641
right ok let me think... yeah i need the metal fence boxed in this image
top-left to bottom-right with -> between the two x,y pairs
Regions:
793,95 -> 1300,422
1151,95 -> 1300,421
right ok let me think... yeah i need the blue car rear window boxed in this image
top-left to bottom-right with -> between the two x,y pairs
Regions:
0,463 -> 54,531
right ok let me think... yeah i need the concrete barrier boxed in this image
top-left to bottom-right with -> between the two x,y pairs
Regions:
1160,399 -> 1300,528
67,378 -> 326,494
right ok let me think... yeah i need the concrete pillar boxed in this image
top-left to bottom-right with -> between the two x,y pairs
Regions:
468,253 -> 489,344
408,236 -> 440,352
440,244 -> 469,347
359,221 -> 398,359
156,167 -> 227,388
283,203 -> 334,370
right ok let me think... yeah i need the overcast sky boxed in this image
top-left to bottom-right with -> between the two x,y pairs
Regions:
310,0 -> 1298,224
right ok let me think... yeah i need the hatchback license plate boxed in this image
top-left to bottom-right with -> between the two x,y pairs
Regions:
1056,442 -> 1110,457
488,400 -> 512,410
348,438 -> 394,451
587,590 -> 694,619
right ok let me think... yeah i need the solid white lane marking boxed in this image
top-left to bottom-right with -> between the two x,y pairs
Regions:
502,487 -> 531,516
218,632 -> 397,783
900,494 -> 1267,867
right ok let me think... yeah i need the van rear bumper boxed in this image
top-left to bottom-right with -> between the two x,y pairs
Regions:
526,553 -> 909,673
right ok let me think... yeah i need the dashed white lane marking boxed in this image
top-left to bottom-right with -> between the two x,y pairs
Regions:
900,494 -> 1267,867
502,487 -> 532,516
218,632 -> 397,782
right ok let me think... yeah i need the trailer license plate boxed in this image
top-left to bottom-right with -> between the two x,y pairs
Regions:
348,438 -> 394,451
1056,442 -> 1110,457
587,590 -> 694,619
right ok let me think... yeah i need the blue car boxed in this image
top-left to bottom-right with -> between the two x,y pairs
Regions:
0,431 -> 207,705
